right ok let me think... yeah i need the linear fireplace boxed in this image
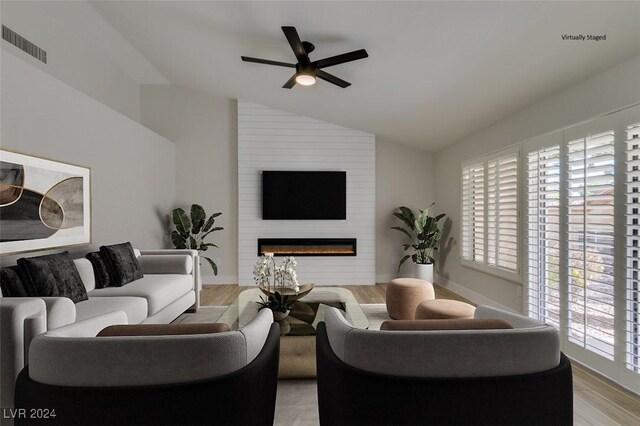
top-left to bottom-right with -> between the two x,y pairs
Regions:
257,238 -> 357,257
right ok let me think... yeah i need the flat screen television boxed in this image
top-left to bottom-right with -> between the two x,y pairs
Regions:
262,171 -> 346,220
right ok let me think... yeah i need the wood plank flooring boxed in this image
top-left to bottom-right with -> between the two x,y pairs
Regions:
200,283 -> 640,425
200,283 -> 474,306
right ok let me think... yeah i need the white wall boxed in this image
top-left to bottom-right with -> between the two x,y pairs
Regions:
375,139 -> 436,282
0,0 -> 167,122
140,85 -> 238,284
237,101 -> 375,286
140,87 -> 436,284
434,54 -> 640,312
0,50 -> 176,264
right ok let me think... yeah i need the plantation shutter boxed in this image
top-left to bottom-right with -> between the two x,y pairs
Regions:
525,105 -> 640,393
461,164 -> 485,263
527,146 -> 561,328
487,153 -> 519,273
566,130 -> 616,360
626,121 -> 640,373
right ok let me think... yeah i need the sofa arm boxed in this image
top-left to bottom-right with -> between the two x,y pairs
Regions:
138,249 -> 201,310
40,297 -> 76,330
138,254 -> 193,275
1,298 -> 47,410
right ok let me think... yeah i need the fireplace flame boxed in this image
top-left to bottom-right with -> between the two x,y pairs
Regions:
260,245 -> 355,255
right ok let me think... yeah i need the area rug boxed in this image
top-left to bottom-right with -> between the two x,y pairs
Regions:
360,303 -> 390,330
175,303 -> 390,426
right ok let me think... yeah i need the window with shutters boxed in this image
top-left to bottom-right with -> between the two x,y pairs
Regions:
527,146 -> 561,329
461,164 -> 485,263
487,155 -> 519,271
626,121 -> 640,373
524,104 -> 640,394
461,149 -> 519,281
566,131 -> 616,360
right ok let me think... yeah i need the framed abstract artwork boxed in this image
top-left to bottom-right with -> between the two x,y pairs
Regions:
0,150 -> 91,255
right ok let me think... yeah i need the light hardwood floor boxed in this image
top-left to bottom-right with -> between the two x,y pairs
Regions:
201,284 -> 640,425
200,283 -> 473,306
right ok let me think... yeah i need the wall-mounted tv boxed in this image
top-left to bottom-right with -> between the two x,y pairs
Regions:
262,171 -> 346,220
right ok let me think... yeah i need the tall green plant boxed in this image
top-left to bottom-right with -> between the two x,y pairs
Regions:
391,203 -> 446,270
170,204 -> 223,275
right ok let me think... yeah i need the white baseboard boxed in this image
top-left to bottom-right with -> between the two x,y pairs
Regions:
437,278 -> 517,313
201,275 -> 238,285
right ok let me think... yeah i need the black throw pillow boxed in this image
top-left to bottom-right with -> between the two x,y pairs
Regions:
17,252 -> 88,303
85,252 -> 112,289
0,265 -> 36,297
99,242 -> 143,287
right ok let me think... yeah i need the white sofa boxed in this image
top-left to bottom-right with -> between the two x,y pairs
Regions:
0,248 -> 201,417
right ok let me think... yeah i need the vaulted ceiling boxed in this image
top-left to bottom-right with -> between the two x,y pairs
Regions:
92,1 -> 640,151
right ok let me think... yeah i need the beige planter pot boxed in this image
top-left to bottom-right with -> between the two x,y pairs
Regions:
414,263 -> 434,283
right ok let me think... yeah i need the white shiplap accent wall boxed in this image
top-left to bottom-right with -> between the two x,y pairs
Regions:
238,101 -> 375,285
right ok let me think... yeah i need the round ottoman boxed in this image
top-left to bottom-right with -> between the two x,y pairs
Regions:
415,299 -> 476,320
386,278 -> 435,320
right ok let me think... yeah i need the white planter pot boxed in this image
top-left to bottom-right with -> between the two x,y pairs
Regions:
414,263 -> 434,283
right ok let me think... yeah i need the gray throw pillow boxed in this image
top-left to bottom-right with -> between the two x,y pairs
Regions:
17,252 -> 88,303
99,242 -> 143,287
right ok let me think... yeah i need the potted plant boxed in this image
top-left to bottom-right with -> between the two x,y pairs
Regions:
391,203 -> 446,282
170,204 -> 223,275
256,291 -> 295,321
253,253 -> 303,320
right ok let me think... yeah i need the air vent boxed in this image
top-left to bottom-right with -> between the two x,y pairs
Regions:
2,25 -> 47,63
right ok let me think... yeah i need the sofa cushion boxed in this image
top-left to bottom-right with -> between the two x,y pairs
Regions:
18,252 -> 88,303
75,297 -> 148,324
88,274 -> 192,315
97,323 -> 230,337
100,242 -> 143,287
0,265 -> 35,297
380,318 -> 513,331
85,252 -> 112,289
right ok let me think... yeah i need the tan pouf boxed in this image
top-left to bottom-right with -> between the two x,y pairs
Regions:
415,299 -> 476,320
386,278 -> 435,320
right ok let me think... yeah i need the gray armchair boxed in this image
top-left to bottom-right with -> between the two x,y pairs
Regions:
317,305 -> 573,425
15,309 -> 279,425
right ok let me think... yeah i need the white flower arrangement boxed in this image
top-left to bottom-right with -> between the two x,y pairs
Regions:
253,253 -> 300,294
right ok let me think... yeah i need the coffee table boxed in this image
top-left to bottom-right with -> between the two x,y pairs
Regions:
218,287 -> 369,378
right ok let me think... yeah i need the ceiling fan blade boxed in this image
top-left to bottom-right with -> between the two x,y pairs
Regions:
241,56 -> 296,68
313,49 -> 368,69
317,70 -> 351,88
282,74 -> 297,89
281,26 -> 308,63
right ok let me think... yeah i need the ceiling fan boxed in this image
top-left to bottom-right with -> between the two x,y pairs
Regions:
241,26 -> 368,89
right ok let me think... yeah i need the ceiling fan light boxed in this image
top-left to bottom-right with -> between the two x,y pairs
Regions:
295,73 -> 316,86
